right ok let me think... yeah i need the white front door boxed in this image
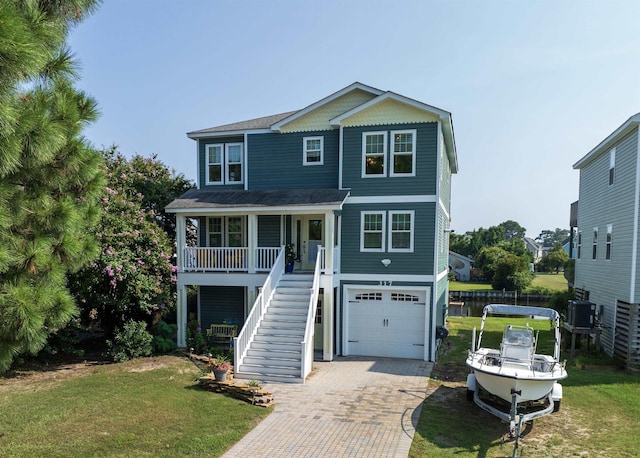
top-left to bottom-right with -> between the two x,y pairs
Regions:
346,289 -> 427,359
296,216 -> 324,271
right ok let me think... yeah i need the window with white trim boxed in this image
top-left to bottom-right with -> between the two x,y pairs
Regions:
206,144 -> 223,184
360,211 -> 416,253
391,293 -> 419,302
362,132 -> 387,177
609,148 -> 615,186
205,142 -> 243,185
592,227 -> 598,260
207,216 -> 245,247
389,211 -> 414,252
303,136 -> 324,165
361,212 -> 385,252
390,130 -> 416,176
225,143 -> 243,183
606,224 -> 612,260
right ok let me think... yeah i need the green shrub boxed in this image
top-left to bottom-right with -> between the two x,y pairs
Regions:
151,320 -> 177,354
106,320 -> 153,362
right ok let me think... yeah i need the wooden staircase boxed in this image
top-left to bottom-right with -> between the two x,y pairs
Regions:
235,273 -> 313,383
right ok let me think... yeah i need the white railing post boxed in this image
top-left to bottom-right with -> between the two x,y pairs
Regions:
300,250 -> 322,380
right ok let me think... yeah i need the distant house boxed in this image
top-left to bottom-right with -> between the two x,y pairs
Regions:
166,82 -> 458,381
449,251 -> 473,281
572,112 -> 640,363
523,237 -> 543,262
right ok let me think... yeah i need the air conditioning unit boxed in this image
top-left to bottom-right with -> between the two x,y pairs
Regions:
567,300 -> 596,328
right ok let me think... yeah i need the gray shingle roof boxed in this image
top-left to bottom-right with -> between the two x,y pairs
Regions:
187,111 -> 299,136
165,187 -> 349,211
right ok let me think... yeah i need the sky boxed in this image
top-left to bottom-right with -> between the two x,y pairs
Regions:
67,0 -> 640,239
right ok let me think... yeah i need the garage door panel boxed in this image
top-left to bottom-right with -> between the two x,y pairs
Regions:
347,289 -> 427,360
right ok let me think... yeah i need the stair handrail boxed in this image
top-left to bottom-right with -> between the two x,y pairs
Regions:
234,245 -> 286,371
300,249 -> 322,380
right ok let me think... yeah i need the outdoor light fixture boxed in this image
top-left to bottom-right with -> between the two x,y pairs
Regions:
381,259 -> 391,267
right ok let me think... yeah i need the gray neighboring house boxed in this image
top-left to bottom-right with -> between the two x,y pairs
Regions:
572,112 -> 640,362
524,237 -> 543,262
449,251 -> 473,281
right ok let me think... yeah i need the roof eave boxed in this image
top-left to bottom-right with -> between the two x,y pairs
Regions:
573,112 -> 640,169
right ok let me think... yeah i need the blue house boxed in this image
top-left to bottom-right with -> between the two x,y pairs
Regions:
166,83 -> 458,382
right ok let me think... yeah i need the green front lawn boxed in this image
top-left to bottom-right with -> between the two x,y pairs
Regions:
410,317 -> 640,457
0,356 -> 270,457
450,273 -> 568,294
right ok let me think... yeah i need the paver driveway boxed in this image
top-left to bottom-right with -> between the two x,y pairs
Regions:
223,356 -> 433,458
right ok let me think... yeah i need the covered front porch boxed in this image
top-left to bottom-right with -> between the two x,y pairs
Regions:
166,187 -> 348,355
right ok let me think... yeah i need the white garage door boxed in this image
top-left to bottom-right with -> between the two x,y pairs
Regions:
347,289 -> 427,359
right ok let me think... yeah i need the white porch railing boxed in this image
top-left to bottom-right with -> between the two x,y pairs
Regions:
255,247 -> 280,271
300,250 -> 322,380
182,247 -> 282,272
319,246 -> 340,274
233,246 -> 286,371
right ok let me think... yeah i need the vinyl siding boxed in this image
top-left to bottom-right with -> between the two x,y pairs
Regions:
341,122 -> 438,196
435,274 -> 449,327
258,215 -> 281,247
279,89 -> 377,133
575,126 -> 639,353
436,210 -> 449,273
247,131 -> 339,189
198,136 -> 245,190
340,98 -> 439,127
199,286 -> 245,328
340,202 -> 435,275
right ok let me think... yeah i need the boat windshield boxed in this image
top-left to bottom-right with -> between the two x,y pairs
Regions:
503,326 -> 534,347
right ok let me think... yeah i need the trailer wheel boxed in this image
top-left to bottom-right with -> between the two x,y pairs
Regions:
466,389 -> 474,401
553,400 -> 561,413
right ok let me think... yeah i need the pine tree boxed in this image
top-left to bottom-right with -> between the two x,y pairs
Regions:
0,0 -> 104,372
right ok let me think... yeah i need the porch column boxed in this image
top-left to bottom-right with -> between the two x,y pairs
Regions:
176,215 -> 186,270
176,284 -> 187,347
248,214 -> 257,273
323,212 -> 335,361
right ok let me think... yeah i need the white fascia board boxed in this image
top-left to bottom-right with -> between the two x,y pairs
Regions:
340,273 -> 435,283
270,82 -> 384,132
345,195 -> 437,204
187,129 -> 272,140
573,113 -> 640,169
166,204 -> 344,215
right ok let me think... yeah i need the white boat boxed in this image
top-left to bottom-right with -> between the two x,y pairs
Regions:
466,304 -> 567,452
467,304 -> 567,407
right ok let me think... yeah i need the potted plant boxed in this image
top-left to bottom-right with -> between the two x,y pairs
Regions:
206,354 -> 231,382
285,243 -> 296,273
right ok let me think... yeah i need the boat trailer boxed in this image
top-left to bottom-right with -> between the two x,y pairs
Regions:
470,385 -> 555,458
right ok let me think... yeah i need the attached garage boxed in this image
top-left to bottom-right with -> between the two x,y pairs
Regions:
344,286 -> 429,360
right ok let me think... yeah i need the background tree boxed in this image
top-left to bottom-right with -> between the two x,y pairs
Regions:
69,150 -> 178,340
0,1 -> 103,373
475,246 -> 533,291
538,242 -> 570,273
450,220 -> 529,259
536,228 -> 570,248
115,153 -> 194,242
